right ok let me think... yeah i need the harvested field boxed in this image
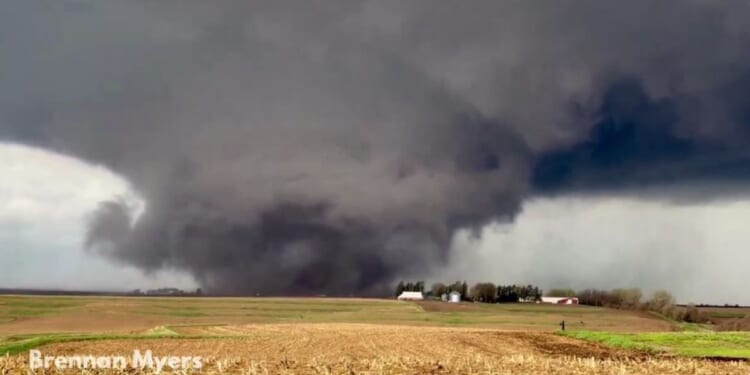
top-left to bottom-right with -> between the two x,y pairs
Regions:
0,296 -> 674,334
166,324 -> 641,359
32,325 -> 637,360
415,300 -> 675,332
3,324 -> 749,374
4,353 -> 749,374
2,296 -> 747,374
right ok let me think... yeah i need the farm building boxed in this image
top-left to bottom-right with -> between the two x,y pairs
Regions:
448,291 -> 461,303
397,291 -> 424,300
541,297 -> 579,304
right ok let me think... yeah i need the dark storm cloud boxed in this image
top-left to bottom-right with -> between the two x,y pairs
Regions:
533,77 -> 750,193
3,1 -> 750,294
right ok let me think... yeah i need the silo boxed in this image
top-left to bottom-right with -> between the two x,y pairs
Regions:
449,292 -> 461,303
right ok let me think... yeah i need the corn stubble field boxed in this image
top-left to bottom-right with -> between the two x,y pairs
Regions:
1,296 -> 749,374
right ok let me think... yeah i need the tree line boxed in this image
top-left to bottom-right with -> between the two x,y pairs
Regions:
576,288 -> 710,323
395,281 -> 468,298
393,281 -> 718,325
395,281 -> 542,303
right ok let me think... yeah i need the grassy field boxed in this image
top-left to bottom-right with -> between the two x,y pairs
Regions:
564,331 -> 750,359
1,295 -> 748,374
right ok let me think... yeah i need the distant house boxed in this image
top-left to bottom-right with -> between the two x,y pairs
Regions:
541,297 -> 579,305
397,291 -> 424,300
440,293 -> 448,301
448,291 -> 461,303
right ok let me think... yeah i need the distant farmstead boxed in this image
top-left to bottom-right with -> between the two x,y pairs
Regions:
397,291 -> 424,300
541,297 -> 579,305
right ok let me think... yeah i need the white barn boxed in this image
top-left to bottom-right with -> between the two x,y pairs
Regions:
397,291 -> 424,300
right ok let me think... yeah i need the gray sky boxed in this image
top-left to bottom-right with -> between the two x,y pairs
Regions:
429,196 -> 750,305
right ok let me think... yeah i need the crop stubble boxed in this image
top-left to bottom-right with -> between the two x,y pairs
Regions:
2,324 -> 749,374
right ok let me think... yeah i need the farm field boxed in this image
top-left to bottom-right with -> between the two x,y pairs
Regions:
1,295 -> 749,374
0,295 -> 673,335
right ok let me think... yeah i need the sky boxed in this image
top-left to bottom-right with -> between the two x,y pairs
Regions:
435,196 -> 750,305
2,1 -> 750,301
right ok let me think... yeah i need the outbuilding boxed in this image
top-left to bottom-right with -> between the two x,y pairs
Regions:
448,291 -> 461,303
541,297 -> 579,304
397,291 -> 424,300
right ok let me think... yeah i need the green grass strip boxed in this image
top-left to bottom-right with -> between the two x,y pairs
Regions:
562,330 -> 750,359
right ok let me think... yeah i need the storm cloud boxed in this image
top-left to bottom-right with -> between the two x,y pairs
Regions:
3,1 -> 750,294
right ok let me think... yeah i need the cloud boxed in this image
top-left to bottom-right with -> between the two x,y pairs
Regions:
1,1 -> 750,294
0,143 -> 195,291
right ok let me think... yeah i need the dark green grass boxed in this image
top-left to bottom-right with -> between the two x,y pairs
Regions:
564,331 -> 750,358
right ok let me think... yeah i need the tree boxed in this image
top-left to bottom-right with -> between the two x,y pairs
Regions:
546,288 -> 576,297
647,290 -> 675,312
448,281 -> 462,293
460,281 -> 468,300
470,283 -> 497,303
415,281 -> 425,292
612,288 -> 642,309
578,289 -> 612,307
497,285 -> 518,303
195,288 -> 203,296
682,303 -> 706,323
395,281 -> 405,297
431,283 -> 447,297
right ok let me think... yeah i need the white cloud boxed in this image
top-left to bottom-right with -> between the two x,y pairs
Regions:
0,142 -> 196,291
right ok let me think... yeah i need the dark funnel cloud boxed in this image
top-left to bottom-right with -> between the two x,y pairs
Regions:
3,1 -> 750,294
